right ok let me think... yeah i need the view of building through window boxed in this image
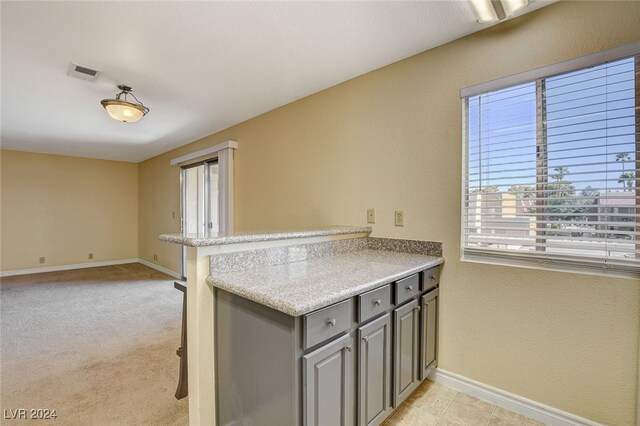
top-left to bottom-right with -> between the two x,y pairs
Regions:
464,56 -> 638,269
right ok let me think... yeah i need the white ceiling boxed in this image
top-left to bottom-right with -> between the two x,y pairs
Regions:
1,1 -> 554,163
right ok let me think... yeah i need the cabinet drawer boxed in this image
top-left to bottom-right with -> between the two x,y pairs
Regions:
422,266 -> 440,292
304,299 -> 353,349
358,284 -> 391,323
394,274 -> 420,305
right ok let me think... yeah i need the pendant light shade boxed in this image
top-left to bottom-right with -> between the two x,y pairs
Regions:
101,85 -> 149,123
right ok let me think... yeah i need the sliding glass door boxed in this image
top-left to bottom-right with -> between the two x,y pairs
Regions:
180,160 -> 219,276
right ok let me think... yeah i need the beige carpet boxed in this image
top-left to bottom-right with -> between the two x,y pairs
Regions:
0,263 -> 189,425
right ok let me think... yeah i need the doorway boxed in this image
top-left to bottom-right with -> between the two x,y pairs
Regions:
180,160 -> 219,277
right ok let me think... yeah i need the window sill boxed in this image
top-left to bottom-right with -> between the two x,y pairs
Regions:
461,251 -> 639,281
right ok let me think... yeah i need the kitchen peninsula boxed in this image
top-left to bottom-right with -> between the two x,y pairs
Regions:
160,226 -> 443,426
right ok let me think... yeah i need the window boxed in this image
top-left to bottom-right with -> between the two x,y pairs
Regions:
462,46 -> 639,276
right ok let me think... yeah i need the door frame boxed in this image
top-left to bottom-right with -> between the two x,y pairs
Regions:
172,140 -> 238,278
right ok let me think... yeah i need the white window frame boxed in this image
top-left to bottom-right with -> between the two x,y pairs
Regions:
460,42 -> 640,279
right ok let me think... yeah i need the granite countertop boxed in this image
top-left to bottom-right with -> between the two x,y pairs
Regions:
207,249 -> 443,316
160,226 -> 372,247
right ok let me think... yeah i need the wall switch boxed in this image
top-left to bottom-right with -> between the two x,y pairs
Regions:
367,208 -> 376,224
395,210 -> 404,226
172,211 -> 176,219
39,257 -> 45,264
88,253 -> 94,260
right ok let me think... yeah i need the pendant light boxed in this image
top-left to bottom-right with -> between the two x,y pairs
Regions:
101,85 -> 150,123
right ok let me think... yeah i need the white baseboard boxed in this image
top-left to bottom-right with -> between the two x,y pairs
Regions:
0,258 -> 139,278
429,369 -> 603,426
137,259 -> 182,280
0,258 -> 182,280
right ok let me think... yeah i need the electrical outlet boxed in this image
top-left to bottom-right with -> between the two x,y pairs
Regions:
395,210 -> 404,226
153,254 -> 158,261
88,253 -> 94,260
367,208 -> 376,224
39,257 -> 45,264
172,211 -> 175,219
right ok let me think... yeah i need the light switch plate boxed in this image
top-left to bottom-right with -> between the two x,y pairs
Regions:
367,208 -> 376,224
395,210 -> 404,226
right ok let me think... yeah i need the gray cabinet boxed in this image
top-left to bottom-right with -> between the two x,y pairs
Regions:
304,299 -> 353,349
303,333 -> 355,426
393,299 -> 420,407
394,274 -> 420,305
422,266 -> 440,292
420,288 -> 439,380
358,285 -> 391,323
216,264 -> 440,426
357,314 -> 392,426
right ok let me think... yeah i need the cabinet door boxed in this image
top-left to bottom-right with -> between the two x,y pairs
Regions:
303,333 -> 355,426
393,299 -> 420,407
358,314 -> 391,426
420,288 -> 439,380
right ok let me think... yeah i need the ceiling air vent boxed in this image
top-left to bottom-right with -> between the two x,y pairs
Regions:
67,62 -> 101,82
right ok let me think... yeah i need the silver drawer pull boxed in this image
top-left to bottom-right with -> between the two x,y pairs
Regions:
327,318 -> 336,327
362,336 -> 369,343
430,275 -> 436,281
373,299 -> 382,306
406,285 -> 413,291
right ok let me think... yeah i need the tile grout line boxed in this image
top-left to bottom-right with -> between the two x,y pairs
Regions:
486,405 -> 497,426
435,391 -> 459,425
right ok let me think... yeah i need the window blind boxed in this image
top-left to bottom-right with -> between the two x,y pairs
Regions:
462,54 -> 640,274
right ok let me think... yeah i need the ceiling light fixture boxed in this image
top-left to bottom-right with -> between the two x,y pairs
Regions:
101,85 -> 149,123
468,0 -> 529,23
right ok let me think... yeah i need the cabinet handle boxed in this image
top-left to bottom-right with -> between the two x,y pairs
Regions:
406,285 -> 413,292
430,275 -> 436,281
327,319 -> 336,327
373,299 -> 381,306
362,336 -> 369,343
345,345 -> 352,352
415,306 -> 421,312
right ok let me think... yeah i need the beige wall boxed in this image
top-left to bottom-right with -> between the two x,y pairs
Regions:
138,148 -> 182,273
1,150 -> 138,271
138,2 -> 640,424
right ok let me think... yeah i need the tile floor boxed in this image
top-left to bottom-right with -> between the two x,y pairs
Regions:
384,380 -> 543,426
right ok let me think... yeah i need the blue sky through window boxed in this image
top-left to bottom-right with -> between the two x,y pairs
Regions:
467,57 -> 636,194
